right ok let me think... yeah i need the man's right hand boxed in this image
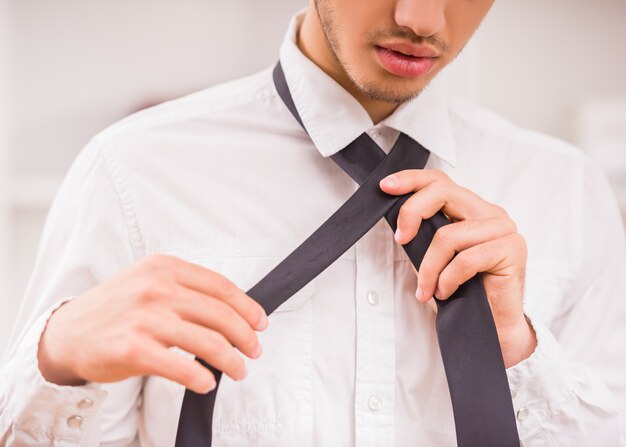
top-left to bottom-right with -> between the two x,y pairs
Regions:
37,254 -> 268,394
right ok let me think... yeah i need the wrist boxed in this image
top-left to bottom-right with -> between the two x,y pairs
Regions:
37,303 -> 87,386
498,316 -> 537,369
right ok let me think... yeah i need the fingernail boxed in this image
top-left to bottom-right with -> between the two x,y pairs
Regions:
394,228 -> 403,243
252,343 -> 263,359
381,175 -> 397,188
238,362 -> 248,381
415,286 -> 424,301
256,312 -> 269,331
201,378 -> 216,394
434,288 -> 443,299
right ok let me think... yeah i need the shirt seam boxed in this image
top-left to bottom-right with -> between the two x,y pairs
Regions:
100,142 -> 146,261
92,69 -> 276,147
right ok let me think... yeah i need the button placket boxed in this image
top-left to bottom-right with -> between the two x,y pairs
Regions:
353,219 -> 396,447
366,291 -> 380,306
516,407 -> 529,421
368,395 -> 383,412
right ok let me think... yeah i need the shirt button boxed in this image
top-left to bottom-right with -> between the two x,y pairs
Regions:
77,398 -> 94,409
510,388 -> 517,399
67,415 -> 83,429
516,407 -> 529,421
366,291 -> 380,306
368,395 -> 383,412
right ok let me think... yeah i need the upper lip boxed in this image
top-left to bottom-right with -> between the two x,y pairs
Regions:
378,42 -> 441,58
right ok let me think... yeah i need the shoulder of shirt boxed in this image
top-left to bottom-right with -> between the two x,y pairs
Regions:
447,95 -> 585,165
85,65 -> 276,152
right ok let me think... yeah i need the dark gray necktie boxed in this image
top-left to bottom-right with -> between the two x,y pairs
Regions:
174,63 -> 519,446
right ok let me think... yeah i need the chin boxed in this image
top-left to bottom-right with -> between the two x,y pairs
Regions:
357,74 -> 425,101
358,83 -> 423,104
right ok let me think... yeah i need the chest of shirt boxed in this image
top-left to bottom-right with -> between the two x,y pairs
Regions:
109,120 -> 578,319
108,121 -> 576,445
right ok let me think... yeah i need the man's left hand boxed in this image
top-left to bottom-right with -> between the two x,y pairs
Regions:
380,169 -> 537,368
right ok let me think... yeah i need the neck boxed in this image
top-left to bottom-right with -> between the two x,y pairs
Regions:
297,8 -> 399,124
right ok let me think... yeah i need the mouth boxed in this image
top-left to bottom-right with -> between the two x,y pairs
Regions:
374,42 -> 440,78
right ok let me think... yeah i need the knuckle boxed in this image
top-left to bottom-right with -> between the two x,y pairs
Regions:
125,309 -> 162,339
241,330 -> 259,353
434,170 -> 450,183
141,254 -> 165,271
398,206 -> 423,232
435,285 -> 449,300
512,232 -> 528,253
433,226 -> 455,250
209,298 -> 231,316
465,219 -> 482,233
133,278 -> 168,303
212,300 -> 254,338
204,332 -> 229,358
248,298 -> 264,315
454,252 -> 473,271
397,204 -> 411,223
437,269 -> 451,286
431,182 -> 449,197
418,265 -> 436,282
501,217 -> 517,233
141,254 -> 178,275
116,336 -> 142,363
224,350 -> 245,375
176,363 -> 197,386
491,204 -> 509,218
213,273 -> 238,299
125,313 -> 147,335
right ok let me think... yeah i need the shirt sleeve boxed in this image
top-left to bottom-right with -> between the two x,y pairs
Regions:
506,156 -> 626,446
0,138 -> 143,446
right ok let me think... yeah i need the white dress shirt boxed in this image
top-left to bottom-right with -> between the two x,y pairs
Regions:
2,11 -> 625,447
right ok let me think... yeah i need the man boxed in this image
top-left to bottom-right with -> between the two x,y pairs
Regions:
1,0 -> 625,445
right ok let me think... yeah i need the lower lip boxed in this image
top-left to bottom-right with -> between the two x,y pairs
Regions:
375,46 -> 437,78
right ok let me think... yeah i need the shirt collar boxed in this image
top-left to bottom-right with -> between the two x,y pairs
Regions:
278,11 -> 457,167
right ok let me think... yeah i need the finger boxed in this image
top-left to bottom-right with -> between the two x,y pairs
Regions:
170,286 -> 262,360
434,233 -> 525,300
168,258 -> 268,332
415,218 -> 517,302
393,179 -> 507,244
152,317 -> 248,382
138,338 -> 217,394
381,171 -> 507,240
394,182 -> 442,244
380,169 -> 442,194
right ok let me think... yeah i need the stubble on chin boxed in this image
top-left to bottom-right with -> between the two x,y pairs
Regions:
314,0 -> 429,105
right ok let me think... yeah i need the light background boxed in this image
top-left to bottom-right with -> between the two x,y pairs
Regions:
1,1 -> 625,354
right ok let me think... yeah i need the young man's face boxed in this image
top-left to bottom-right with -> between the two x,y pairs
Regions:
314,0 -> 495,104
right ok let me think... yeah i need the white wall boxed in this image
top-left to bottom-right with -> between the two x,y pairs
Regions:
0,0 -> 15,350
460,1 -> 626,213
9,0 -> 306,178
467,0 -> 626,143
1,1 -> 625,354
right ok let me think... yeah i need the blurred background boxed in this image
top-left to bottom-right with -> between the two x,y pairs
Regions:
1,0 -> 625,354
